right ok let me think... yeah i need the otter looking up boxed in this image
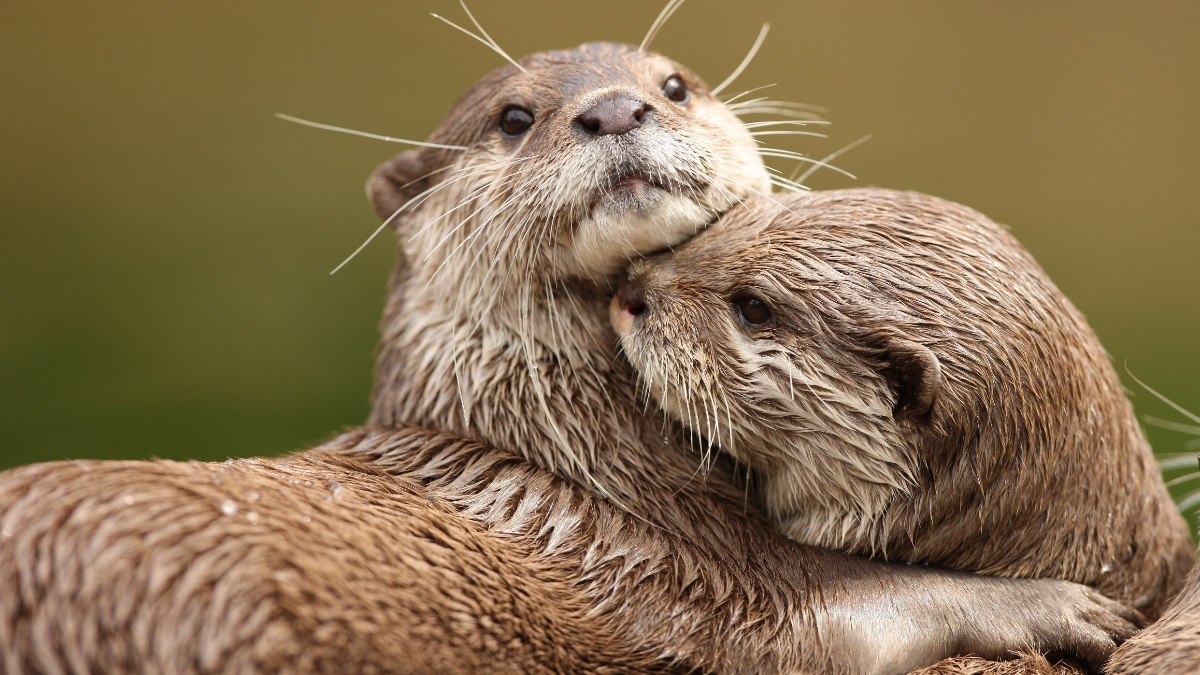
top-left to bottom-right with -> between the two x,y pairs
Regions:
0,27 -> 1144,675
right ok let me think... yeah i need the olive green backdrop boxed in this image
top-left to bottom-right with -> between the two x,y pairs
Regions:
3,2 -> 1199,506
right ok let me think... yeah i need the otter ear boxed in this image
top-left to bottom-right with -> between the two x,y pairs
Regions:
366,149 -> 431,224
881,338 -> 941,419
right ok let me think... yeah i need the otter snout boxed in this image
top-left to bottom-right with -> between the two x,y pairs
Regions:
610,275 -> 647,335
576,96 -> 648,137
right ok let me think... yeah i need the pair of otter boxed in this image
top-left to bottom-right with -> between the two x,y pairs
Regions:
0,31 -> 1192,675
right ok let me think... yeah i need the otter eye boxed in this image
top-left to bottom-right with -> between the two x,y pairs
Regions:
499,106 -> 534,137
662,76 -> 689,104
732,294 -> 773,328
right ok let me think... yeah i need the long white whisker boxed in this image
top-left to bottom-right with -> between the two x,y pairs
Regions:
756,148 -> 858,180
733,108 -> 823,120
275,113 -> 466,151
699,96 -> 770,121
331,208 -> 405,275
1127,368 -> 1200,426
721,85 -> 777,107
640,0 -> 688,52
1159,454 -> 1200,471
456,1 -> 526,73
713,172 -> 802,218
330,167 -> 480,275
412,159 -> 540,273
1166,471 -> 1200,488
749,131 -> 828,138
1145,416 -> 1200,436
431,11 -> 528,73
793,134 -> 872,184
766,178 -> 810,194
1178,489 -> 1200,513
405,163 -> 521,243
728,99 -> 826,113
742,120 -> 830,129
711,23 -> 770,97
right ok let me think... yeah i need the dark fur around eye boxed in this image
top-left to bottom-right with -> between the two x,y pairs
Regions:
732,294 -> 773,328
662,76 -> 689,104
499,107 -> 534,137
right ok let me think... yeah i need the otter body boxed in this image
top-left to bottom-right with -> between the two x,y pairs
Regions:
614,188 -> 1193,619
0,430 -> 650,674
0,41 -> 1142,675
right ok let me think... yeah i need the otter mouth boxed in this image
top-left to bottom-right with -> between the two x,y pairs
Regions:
589,173 -> 665,216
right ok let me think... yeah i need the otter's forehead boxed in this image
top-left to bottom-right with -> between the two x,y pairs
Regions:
519,42 -> 694,96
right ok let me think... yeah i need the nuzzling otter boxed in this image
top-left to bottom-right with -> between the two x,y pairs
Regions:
0,29 -> 1143,675
612,188 -> 1193,624
363,38 -> 1141,673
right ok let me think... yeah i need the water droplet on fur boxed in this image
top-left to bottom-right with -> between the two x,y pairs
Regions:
325,480 -> 343,501
247,491 -> 261,502
1101,559 -> 1115,574
221,500 -> 238,516
246,511 -> 260,525
123,495 -> 134,506
304,480 -> 313,486
1,527 -> 12,538
302,515 -> 312,523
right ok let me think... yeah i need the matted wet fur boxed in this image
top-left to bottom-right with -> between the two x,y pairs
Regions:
362,42 -> 1138,673
0,429 -> 654,674
1107,552 -> 1200,674
615,189 -> 1193,619
0,427 -> 1139,674
0,42 -> 1142,674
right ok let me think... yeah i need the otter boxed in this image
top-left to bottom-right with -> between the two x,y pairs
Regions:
361,40 -> 1139,673
611,188 -> 1193,622
0,38 -> 1140,675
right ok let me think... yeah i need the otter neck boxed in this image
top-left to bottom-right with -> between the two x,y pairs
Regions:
369,256 -> 749,535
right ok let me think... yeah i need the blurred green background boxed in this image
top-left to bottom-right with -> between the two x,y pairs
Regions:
2,1 -> 1198,505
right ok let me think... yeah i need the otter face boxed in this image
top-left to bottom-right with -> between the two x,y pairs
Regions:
612,200 -> 941,544
369,42 -> 769,295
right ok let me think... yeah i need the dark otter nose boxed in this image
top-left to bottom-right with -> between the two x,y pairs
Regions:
616,276 -> 646,317
576,97 -> 647,137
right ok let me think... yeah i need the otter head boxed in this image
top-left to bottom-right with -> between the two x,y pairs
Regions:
612,189 -> 1194,613
367,42 -> 772,452
368,43 -> 769,324
611,196 -> 940,543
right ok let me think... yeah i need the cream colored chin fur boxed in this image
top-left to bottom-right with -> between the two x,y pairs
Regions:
564,192 -> 711,284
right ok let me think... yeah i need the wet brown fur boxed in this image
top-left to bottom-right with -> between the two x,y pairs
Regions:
1107,548 -> 1200,674
0,44 -> 1144,674
0,425 -> 1138,675
363,44 -> 1138,673
618,188 -> 1193,618
0,428 -> 660,674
